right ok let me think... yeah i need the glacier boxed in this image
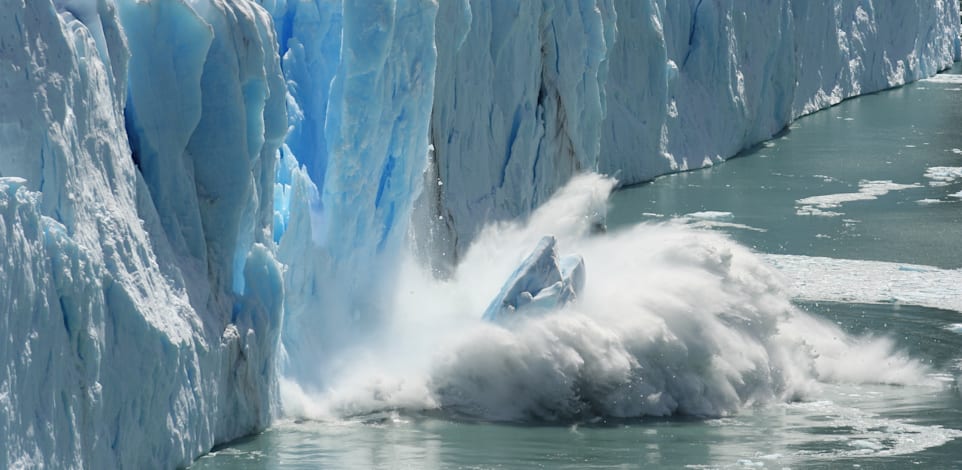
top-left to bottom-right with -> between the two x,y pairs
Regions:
261,0 -> 439,387
0,0 -> 960,467
423,0 -> 962,266
1,0 -> 283,467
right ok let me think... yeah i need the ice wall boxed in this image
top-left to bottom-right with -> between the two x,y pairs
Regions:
262,0 -> 438,387
421,0 -> 615,270
0,0 -> 283,467
427,0 -> 962,263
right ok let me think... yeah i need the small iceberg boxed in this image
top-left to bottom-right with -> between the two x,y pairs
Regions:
482,236 -> 585,322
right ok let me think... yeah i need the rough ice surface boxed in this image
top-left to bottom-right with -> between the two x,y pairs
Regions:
0,0 -> 960,467
1,0 -> 283,467
262,0 -> 439,387
421,0 -> 617,270
482,236 -> 586,323
422,0 -> 962,263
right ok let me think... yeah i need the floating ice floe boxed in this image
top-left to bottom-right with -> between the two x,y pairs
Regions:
763,254 -> 962,313
676,211 -> 767,232
921,74 -> 962,84
924,166 -> 962,186
685,211 -> 734,220
796,180 -> 922,216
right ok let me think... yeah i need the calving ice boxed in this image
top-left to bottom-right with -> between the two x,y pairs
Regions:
278,173 -> 938,423
0,0 -> 959,468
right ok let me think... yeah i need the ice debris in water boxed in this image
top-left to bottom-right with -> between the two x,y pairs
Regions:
482,236 -> 585,322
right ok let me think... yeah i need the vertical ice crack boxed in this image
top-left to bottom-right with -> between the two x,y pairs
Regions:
682,0 -> 705,68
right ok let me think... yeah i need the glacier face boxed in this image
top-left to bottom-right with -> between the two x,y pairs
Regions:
1,0 -> 283,467
0,0 -> 960,467
262,0 -> 438,387
425,0 -> 962,264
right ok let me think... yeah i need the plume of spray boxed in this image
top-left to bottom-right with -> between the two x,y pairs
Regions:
281,173 -> 932,422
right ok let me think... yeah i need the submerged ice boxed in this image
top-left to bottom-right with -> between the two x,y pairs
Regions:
1,0 -> 960,467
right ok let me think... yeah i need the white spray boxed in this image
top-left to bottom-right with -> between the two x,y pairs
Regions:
281,173 -> 931,422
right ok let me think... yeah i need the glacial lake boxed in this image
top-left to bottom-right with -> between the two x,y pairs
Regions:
192,64 -> 962,469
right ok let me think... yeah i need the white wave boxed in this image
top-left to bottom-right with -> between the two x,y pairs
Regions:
281,174 -> 935,422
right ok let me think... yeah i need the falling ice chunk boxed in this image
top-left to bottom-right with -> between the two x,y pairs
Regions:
481,236 -> 586,323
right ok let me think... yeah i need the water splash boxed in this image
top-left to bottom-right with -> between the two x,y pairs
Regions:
281,173 -> 933,422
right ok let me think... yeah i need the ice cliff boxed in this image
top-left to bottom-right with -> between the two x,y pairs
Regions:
423,0 -> 962,266
0,0 -> 959,467
260,0 -> 438,386
1,0 -> 283,467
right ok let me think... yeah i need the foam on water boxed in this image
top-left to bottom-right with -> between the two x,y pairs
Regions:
771,397 -> 962,461
281,174 -> 935,423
